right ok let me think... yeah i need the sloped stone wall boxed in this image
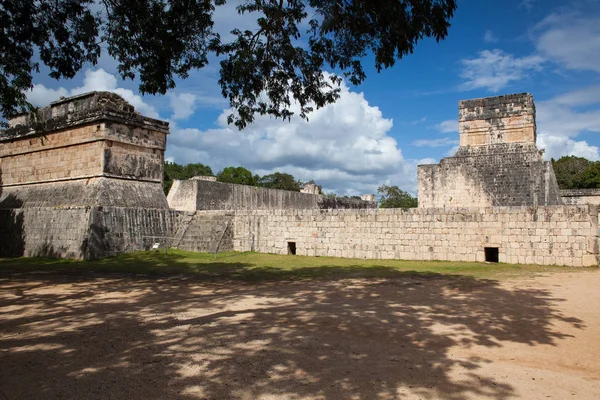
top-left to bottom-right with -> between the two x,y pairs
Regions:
174,211 -> 234,253
0,206 -> 178,260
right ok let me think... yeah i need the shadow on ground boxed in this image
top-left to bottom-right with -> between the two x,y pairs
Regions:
0,266 -> 584,400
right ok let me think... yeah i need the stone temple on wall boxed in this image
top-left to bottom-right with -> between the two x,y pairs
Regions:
0,92 -> 177,259
1,91 -> 598,266
418,93 -> 562,208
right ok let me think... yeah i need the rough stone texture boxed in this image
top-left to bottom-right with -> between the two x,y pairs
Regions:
167,179 -> 376,212
418,94 -> 561,208
318,196 -> 378,209
0,178 -> 168,209
361,194 -> 376,202
0,92 -> 173,260
0,207 -> 91,258
0,206 -> 177,260
174,211 -> 234,253
84,207 -> 178,259
230,205 -> 599,267
459,93 -> 536,147
561,189 -> 600,205
301,183 -> 321,194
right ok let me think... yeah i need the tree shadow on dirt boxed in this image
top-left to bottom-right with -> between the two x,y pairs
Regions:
0,266 -> 585,400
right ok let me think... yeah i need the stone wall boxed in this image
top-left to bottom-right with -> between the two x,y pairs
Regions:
459,93 -> 536,147
173,211 -> 234,253
168,179 -> 321,211
84,207 -> 178,259
230,205 -> 599,267
0,206 -> 177,260
0,207 -> 91,258
561,189 -> 600,205
0,91 -> 174,260
418,93 -> 562,208
167,179 -> 377,212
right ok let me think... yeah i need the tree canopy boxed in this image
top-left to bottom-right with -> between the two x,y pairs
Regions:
257,172 -> 302,191
552,156 -> 600,189
377,185 -> 418,208
163,161 -> 213,194
1,0 -> 457,128
216,166 -> 259,186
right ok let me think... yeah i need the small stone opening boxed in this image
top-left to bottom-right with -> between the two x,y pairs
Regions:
287,241 -> 296,255
484,247 -> 499,263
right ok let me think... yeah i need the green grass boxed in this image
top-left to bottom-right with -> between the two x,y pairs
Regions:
0,249 -> 594,281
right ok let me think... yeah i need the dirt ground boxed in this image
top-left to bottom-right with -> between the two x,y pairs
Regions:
0,269 -> 599,400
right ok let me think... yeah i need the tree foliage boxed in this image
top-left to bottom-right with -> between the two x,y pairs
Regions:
216,166 -> 258,186
163,161 -> 213,194
552,156 -> 600,189
1,0 -> 457,128
257,172 -> 302,191
377,185 -> 418,208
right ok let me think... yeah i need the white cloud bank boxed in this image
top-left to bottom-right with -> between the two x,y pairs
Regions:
459,11 -> 600,161
167,78 -> 419,195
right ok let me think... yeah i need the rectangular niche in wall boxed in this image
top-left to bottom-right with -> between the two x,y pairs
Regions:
484,247 -> 499,263
287,241 -> 297,255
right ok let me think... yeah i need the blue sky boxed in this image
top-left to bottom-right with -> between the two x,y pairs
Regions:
27,0 -> 600,195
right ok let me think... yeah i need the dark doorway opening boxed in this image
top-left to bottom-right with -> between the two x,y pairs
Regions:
484,247 -> 499,263
287,241 -> 296,255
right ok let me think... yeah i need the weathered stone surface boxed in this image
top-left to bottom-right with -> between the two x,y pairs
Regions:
228,205 -> 599,267
84,207 -> 178,260
174,211 -> 234,253
561,189 -> 600,205
0,178 -> 168,209
418,93 -> 561,208
459,93 -> 536,147
167,179 -> 376,211
0,92 -> 173,260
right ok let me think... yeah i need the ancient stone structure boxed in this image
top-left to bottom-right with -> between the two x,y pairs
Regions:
301,183 -> 321,194
418,94 -> 562,208
1,92 -> 598,267
561,189 -> 600,206
167,179 -> 377,212
225,205 -> 598,266
0,92 -> 176,259
361,194 -> 376,202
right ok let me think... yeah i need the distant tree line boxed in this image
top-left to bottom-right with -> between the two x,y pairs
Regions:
164,162 -> 419,209
163,162 -> 303,195
552,156 -> 600,189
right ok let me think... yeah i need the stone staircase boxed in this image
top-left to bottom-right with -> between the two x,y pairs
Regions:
175,212 -> 234,253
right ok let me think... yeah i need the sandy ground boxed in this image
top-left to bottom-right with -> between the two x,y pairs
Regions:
0,269 -> 599,400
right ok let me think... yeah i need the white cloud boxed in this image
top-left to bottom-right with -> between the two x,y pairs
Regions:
536,85 -> 600,161
433,119 -> 458,133
412,137 -> 458,147
405,117 -> 427,125
519,0 -> 535,10
27,69 -> 159,119
169,93 -> 197,120
536,88 -> 600,139
537,134 -> 600,161
166,77 -> 418,195
459,49 -> 544,92
483,30 -> 499,43
27,85 -> 69,107
533,14 -> 600,74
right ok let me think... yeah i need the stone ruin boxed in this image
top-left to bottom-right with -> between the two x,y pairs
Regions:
418,93 -> 562,208
0,91 -> 598,266
0,92 -> 176,259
